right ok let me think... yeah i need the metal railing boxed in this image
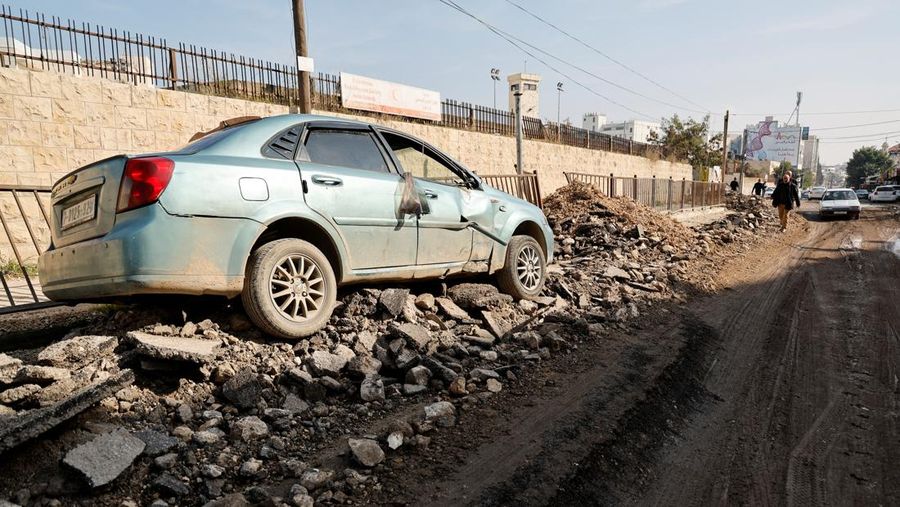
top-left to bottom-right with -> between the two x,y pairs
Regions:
479,172 -> 542,208
0,5 -> 675,164
564,172 -> 725,211
0,184 -> 57,313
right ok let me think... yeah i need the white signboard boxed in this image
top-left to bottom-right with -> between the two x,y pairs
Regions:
340,72 -> 441,121
744,121 -> 801,164
296,56 -> 315,73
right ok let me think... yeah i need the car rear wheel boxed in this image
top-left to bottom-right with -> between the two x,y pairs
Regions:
497,235 -> 546,300
242,238 -> 336,339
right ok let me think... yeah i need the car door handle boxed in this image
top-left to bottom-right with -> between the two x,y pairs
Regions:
311,175 -> 343,186
423,190 -> 438,199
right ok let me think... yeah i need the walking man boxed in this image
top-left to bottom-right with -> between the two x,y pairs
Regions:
730,177 -> 739,193
752,178 -> 765,196
771,170 -> 801,232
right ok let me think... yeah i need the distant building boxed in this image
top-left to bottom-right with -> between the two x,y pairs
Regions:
581,115 -> 660,143
801,135 -> 820,175
507,73 -> 541,117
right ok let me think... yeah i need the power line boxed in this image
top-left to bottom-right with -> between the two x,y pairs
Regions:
436,0 -> 657,120
731,108 -> 900,117
503,0 -> 710,113
812,118 -> 900,131
819,129 -> 900,140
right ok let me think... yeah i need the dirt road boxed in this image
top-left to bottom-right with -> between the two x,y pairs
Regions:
381,206 -> 900,506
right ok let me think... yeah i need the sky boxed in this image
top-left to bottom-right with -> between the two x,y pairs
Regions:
20,0 -> 900,165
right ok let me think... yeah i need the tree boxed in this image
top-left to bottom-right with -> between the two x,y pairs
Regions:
844,146 -> 893,186
648,114 -> 722,180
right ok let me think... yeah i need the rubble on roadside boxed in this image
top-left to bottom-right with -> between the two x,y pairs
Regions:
0,182 -> 790,506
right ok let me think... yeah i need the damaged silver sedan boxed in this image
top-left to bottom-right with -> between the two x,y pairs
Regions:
39,115 -> 554,338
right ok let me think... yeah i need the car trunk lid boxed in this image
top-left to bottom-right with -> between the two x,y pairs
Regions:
49,155 -> 127,248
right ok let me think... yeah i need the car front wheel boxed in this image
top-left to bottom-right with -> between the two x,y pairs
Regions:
242,238 -> 337,339
497,235 -> 547,300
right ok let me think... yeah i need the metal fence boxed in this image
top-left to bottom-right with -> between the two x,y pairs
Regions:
564,172 -> 725,211
0,184 -> 57,314
0,6 -> 674,164
479,172 -> 542,208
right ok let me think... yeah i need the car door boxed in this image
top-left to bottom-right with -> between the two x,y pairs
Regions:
299,123 -> 416,270
376,130 -> 475,266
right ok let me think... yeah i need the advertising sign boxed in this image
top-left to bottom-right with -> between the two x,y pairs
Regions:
744,121 -> 801,163
340,72 -> 441,121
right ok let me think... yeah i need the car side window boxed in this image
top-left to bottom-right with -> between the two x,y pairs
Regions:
380,132 -> 465,186
304,129 -> 388,173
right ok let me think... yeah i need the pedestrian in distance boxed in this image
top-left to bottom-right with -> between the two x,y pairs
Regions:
771,170 -> 801,232
752,178 -> 765,196
730,177 -> 739,193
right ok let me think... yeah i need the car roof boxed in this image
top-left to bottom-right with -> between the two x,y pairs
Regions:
824,188 -> 853,192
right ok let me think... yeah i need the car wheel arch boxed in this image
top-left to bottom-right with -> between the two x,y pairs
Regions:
248,216 -> 346,283
511,219 -> 549,259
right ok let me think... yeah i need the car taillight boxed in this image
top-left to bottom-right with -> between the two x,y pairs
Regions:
117,157 -> 175,213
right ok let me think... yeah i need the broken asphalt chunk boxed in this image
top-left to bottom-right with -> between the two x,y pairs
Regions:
63,429 -> 145,487
127,331 -> 221,363
38,336 -> 117,369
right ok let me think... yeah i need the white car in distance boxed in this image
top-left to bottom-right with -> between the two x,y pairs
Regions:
819,188 -> 861,220
808,186 -> 827,200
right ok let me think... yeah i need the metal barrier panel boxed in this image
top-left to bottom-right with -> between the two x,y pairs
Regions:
0,185 -> 56,313
564,173 -> 725,213
479,172 -> 542,209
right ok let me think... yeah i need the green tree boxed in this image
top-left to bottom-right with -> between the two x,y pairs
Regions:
648,114 -> 722,179
844,146 -> 893,186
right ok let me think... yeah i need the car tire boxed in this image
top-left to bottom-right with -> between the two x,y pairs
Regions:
497,235 -> 546,300
242,238 -> 337,339
852,212 -> 860,220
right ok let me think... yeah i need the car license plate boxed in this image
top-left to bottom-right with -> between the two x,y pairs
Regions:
61,194 -> 97,230
834,211 -> 847,215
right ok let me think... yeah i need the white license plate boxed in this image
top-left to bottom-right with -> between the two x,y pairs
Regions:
61,194 -> 97,230
834,211 -> 847,215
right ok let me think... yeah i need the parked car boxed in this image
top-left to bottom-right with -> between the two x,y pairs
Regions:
819,188 -> 861,219
801,189 -> 810,199
764,186 -> 775,198
39,114 -> 555,338
854,188 -> 869,200
870,185 -> 898,202
808,186 -> 827,200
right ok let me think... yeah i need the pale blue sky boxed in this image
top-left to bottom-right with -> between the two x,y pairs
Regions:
21,0 -> 900,164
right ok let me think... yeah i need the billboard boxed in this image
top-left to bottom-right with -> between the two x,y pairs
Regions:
340,72 -> 441,121
744,121 -> 802,164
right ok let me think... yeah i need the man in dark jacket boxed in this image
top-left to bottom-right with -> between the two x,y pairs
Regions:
730,177 -> 739,193
771,170 -> 801,232
752,178 -> 765,196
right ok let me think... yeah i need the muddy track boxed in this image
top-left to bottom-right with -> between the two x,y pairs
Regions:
381,207 -> 900,506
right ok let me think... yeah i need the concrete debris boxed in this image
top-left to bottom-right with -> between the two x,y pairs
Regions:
221,367 -> 263,409
14,365 -> 71,384
127,331 -> 221,363
424,401 -> 457,427
379,288 -> 410,317
348,437 -> 385,467
231,416 -> 269,441
0,384 -> 41,405
359,377 -> 385,402
63,429 -> 145,487
38,336 -> 117,369
0,354 -> 23,384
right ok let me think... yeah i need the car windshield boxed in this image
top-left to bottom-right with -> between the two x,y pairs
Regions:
823,191 -> 856,200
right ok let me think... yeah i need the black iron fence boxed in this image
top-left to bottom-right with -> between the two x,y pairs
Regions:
564,172 -> 725,211
0,184 -> 57,313
0,6 -> 675,163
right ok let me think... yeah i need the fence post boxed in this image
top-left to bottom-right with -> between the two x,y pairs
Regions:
680,178 -> 686,210
468,104 -> 475,128
667,176 -> 673,211
168,48 -> 178,89
632,174 -> 638,200
587,130 -> 591,149
651,175 -> 657,209
691,181 -> 696,208
629,140 -> 634,155
609,172 -> 615,197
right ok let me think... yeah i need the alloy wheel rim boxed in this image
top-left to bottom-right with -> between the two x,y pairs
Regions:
516,245 -> 542,291
269,254 -> 326,322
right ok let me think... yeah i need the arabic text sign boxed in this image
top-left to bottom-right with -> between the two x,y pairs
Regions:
340,72 -> 441,121
745,123 -> 801,163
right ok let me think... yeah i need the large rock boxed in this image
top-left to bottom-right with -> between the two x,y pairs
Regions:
221,368 -> 263,409
300,469 -> 333,491
0,354 -> 22,384
63,429 -> 145,487
38,336 -> 117,369
346,356 -> 382,379
604,266 -> 631,280
359,377 -> 385,402
391,323 -> 433,352
424,401 -> 457,427
127,331 -> 221,363
231,416 -> 269,441
14,365 -> 71,384
405,365 -> 432,386
447,283 -> 512,309
379,288 -> 410,317
347,438 -> 385,467
435,297 -> 471,321
0,384 -> 41,405
305,351 -> 348,377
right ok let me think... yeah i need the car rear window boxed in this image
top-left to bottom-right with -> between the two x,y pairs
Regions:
823,191 -> 855,200
876,186 -> 892,191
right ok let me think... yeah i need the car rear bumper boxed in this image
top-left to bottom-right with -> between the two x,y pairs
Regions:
38,203 -> 262,300
819,208 -> 859,216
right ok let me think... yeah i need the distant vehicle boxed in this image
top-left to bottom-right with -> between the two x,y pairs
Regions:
764,186 -> 775,198
819,188 -> 861,219
870,185 -> 898,202
854,188 -> 870,200
801,189 -> 810,199
808,186 -> 827,200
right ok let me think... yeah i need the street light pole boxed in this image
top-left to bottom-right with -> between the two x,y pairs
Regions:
490,68 -> 500,109
556,81 -> 563,141
514,91 -> 523,174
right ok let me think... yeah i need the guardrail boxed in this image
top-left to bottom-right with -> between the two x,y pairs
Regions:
564,172 -> 725,211
0,184 -> 58,313
479,172 -> 542,209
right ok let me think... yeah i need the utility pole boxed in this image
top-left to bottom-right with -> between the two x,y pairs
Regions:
514,91 -> 523,174
291,0 -> 312,114
721,110 -> 729,184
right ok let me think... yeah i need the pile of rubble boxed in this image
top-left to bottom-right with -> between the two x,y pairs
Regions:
0,182 -> 786,506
